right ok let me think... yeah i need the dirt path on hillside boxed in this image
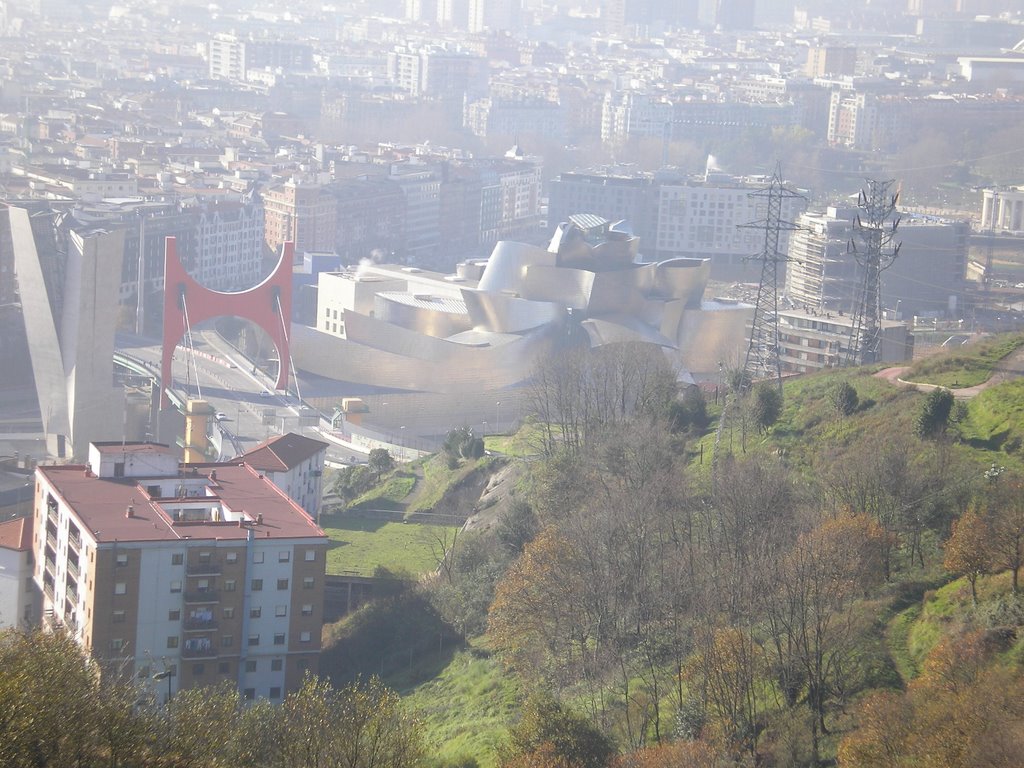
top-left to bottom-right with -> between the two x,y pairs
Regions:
875,345 -> 1024,399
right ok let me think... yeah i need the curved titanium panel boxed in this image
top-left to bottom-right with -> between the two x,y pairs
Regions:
292,323 -> 563,394
675,302 -> 754,380
587,263 -> 657,315
580,315 -> 678,349
461,288 -> 566,333
655,258 -> 711,308
520,264 -> 595,310
376,293 -> 472,338
477,240 -> 557,294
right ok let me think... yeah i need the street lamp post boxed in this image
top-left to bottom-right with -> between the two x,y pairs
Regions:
153,667 -> 174,704
496,401 -> 501,433
400,425 -> 406,461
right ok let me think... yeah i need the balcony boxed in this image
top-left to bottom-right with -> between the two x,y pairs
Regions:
67,560 -> 80,580
181,643 -> 217,659
183,617 -> 218,632
43,582 -> 54,601
45,531 -> 57,550
44,556 -> 56,576
68,533 -> 81,552
183,590 -> 219,604
186,561 -> 222,576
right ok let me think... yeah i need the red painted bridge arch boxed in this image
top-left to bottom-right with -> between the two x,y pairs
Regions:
161,237 -> 294,408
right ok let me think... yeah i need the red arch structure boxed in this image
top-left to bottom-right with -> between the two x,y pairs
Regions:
161,237 -> 294,408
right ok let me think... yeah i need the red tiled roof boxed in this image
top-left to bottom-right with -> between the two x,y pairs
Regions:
0,516 -> 32,551
242,432 -> 328,473
37,462 -> 325,545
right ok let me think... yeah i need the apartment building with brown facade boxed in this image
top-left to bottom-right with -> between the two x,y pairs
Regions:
34,442 -> 328,702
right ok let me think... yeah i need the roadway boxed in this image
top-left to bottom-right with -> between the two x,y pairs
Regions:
116,330 -> 367,466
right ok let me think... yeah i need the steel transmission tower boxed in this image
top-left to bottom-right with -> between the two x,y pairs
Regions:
740,168 -> 805,391
845,179 -> 901,367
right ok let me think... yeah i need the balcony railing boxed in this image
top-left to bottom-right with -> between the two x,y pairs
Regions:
67,560 -> 80,580
44,556 -> 56,575
68,533 -> 81,551
45,531 -> 57,550
183,617 -> 218,631
183,590 -> 219,604
186,562 -> 222,576
43,582 -> 54,601
181,644 -> 217,659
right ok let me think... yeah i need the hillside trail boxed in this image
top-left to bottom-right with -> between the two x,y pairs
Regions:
875,344 -> 1024,399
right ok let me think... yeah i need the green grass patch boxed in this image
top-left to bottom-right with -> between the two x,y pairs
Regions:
401,645 -> 519,768
406,453 -> 496,514
321,515 -> 457,577
484,422 -> 545,457
887,603 -> 922,683
905,332 -> 1024,388
348,471 -> 417,512
958,379 -> 1024,458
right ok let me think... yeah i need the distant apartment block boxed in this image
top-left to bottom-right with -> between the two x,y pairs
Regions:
548,167 -> 806,276
241,433 -> 329,522
34,442 -> 328,702
805,45 -> 857,78
0,516 -> 38,630
263,180 -> 336,261
777,308 -> 912,374
786,206 -> 969,319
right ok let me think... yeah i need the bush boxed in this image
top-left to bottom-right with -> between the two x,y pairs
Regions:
915,388 -> 954,439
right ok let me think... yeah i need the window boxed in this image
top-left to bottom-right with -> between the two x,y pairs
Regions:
251,579 -> 263,592
116,553 -> 128,567
224,579 -> 236,592
278,551 -> 290,562
271,659 -> 283,672
218,662 -> 230,675
243,688 -> 255,700
112,610 -> 126,624
277,579 -> 289,590
302,604 -> 313,616
248,635 -> 259,647
114,582 -> 127,595
302,577 -> 314,589
250,607 -> 261,618
305,550 -> 316,562
226,552 -> 238,564
193,664 -> 204,676
297,659 -> 308,671
253,552 -> 264,564
170,581 -> 182,594
198,551 -> 211,563
110,638 -> 124,651
245,660 -> 257,672
300,631 -> 312,643
172,553 -> 184,565
222,607 -> 234,619
167,636 -> 179,649
113,462 -> 125,478
222,634 -> 233,648
275,605 -> 287,617
169,609 -> 180,621
270,687 -> 282,699
274,633 -> 286,645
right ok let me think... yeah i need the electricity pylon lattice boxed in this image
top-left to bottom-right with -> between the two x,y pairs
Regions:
845,179 -> 901,367
740,168 -> 805,391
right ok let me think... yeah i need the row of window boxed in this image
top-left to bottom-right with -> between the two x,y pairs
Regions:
162,631 -> 312,649
114,576 -> 316,596
169,549 -> 316,565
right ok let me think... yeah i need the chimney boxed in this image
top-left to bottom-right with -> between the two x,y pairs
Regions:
256,513 -> 264,525
210,470 -> 217,483
126,505 -> 134,518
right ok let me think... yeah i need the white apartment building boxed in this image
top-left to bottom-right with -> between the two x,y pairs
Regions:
241,434 -> 329,522
0,516 -> 38,629
34,442 -> 328,702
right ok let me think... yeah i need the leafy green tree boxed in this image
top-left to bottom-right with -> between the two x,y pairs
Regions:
496,500 -> 540,556
749,384 -> 783,434
916,387 -> 954,439
830,381 -> 859,419
368,448 -> 395,480
669,387 -> 710,434
502,692 -> 616,768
